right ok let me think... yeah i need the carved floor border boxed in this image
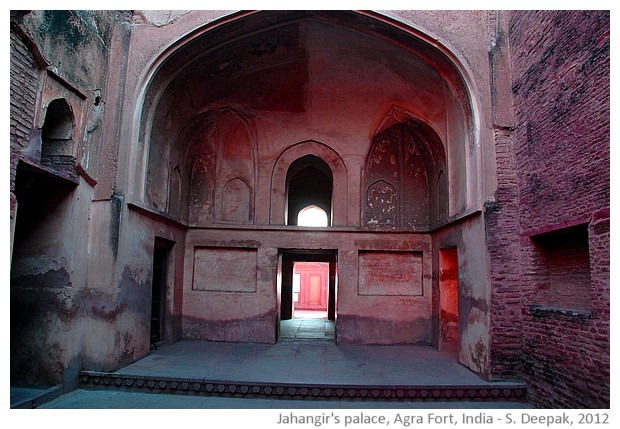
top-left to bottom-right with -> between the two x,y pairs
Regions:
79,371 -> 528,402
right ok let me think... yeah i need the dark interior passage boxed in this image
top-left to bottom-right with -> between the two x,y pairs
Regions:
150,243 -> 169,344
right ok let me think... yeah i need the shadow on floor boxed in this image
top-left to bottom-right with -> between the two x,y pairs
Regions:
10,385 -> 62,409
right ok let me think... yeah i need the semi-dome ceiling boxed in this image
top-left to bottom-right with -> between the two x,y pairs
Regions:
140,10 -> 473,144
137,11 -> 474,222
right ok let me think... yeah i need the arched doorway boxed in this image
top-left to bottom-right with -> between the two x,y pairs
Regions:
297,205 -> 329,227
270,141 -> 348,226
286,155 -> 333,226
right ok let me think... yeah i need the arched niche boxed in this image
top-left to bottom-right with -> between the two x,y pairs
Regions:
221,178 -> 251,223
271,141 -> 347,226
148,108 -> 256,225
364,118 -> 447,230
41,98 -> 76,170
168,165 -> 182,218
366,180 -> 398,226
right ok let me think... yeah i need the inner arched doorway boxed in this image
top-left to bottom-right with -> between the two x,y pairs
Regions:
297,205 -> 329,227
286,155 -> 333,226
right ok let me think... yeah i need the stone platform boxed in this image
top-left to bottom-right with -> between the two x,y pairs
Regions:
78,338 -> 528,404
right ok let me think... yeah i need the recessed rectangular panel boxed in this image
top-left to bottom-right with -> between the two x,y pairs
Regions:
192,247 -> 257,292
358,251 -> 423,296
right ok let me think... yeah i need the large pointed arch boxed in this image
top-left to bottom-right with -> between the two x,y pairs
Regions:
114,10 -> 490,373
126,10 -> 481,216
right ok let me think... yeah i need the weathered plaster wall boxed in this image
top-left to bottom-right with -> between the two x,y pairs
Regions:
336,233 -> 433,345
508,10 -> 610,408
81,204 -> 186,371
10,10 -> 121,387
10,177 -> 92,386
183,228 -> 433,345
431,214 -> 491,377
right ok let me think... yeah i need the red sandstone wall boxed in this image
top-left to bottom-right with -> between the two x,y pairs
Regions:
508,10 -> 610,408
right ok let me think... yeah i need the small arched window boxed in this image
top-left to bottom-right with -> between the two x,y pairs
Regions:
297,205 -> 328,227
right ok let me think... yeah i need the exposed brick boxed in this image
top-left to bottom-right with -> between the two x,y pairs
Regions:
10,28 -> 40,193
508,10 -> 610,408
10,33 -> 38,127
487,127 -> 523,381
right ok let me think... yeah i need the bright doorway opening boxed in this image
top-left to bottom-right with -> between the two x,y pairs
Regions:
278,250 -> 337,342
297,205 -> 328,227
293,261 -> 329,319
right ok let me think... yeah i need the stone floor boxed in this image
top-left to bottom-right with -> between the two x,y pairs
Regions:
108,338 -> 496,386
10,385 -> 62,409
12,317 -> 530,410
280,316 -> 335,340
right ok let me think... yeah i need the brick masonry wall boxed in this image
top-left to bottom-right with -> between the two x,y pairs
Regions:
10,28 -> 40,190
508,10 -> 610,408
486,128 -> 523,381
510,11 -> 610,232
486,11 -> 523,382
10,30 -> 39,150
40,155 -> 79,180
10,27 -> 40,232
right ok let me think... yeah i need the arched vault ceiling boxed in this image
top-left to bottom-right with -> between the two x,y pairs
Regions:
141,10 -> 473,143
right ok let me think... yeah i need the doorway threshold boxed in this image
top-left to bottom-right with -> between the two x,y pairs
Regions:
280,318 -> 335,342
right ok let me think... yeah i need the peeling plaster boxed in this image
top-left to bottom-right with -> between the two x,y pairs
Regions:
10,255 -> 69,278
460,309 -> 490,375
